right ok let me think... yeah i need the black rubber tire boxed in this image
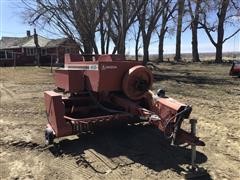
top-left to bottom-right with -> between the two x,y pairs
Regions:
45,128 -> 54,145
157,89 -> 165,97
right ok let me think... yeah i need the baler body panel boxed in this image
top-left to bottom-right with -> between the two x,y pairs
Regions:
86,61 -> 142,92
54,70 -> 85,92
44,91 -> 72,137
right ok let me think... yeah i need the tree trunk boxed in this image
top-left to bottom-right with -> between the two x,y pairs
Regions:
92,40 -> 99,55
100,20 -> 105,54
174,0 -> 185,62
191,0 -> 201,62
215,0 -> 229,63
82,35 -> 93,60
143,45 -> 149,65
118,36 -> 126,55
112,46 -> 117,54
135,28 -> 141,61
158,25 -> 167,62
174,30 -> 181,61
158,16 -> 166,62
187,0 -> 200,62
99,1 -> 105,54
158,1 -> 177,62
117,33 -> 126,54
215,44 -> 223,63
191,21 -> 200,62
158,34 -> 164,62
214,25 -> 224,63
83,42 -> 92,54
215,20 -> 224,62
106,33 -> 110,54
215,29 -> 224,63
143,37 -> 150,65
118,0 -> 127,55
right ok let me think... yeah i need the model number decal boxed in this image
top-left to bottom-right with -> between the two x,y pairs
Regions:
89,65 -> 98,70
65,64 -> 98,70
101,65 -> 118,70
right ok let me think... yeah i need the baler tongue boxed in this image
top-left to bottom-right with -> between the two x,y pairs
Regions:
127,100 -> 205,147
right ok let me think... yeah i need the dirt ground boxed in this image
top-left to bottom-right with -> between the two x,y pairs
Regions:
0,63 -> 239,180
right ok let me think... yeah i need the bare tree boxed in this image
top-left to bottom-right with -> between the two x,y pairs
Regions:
187,0 -> 202,62
135,27 -> 141,61
22,0 -> 108,54
105,0 -> 145,55
138,0 -> 165,65
104,0 -> 113,54
130,22 -> 142,61
99,1 -> 106,54
174,0 -> 185,62
157,0 -> 177,62
199,0 -> 240,63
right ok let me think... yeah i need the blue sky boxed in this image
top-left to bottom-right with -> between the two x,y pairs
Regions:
1,0 -> 239,54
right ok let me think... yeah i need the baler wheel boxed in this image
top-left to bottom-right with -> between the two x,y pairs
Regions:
122,65 -> 153,100
45,128 -> 54,145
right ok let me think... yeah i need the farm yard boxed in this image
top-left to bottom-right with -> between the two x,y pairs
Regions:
0,62 -> 239,180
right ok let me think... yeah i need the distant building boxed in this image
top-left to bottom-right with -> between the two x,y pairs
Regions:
0,30 -> 79,66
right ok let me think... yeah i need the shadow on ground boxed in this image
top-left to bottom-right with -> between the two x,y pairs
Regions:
153,73 -> 236,86
48,124 -> 210,178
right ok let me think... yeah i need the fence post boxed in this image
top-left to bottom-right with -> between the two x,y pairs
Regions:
13,53 -> 16,69
50,55 -> 53,73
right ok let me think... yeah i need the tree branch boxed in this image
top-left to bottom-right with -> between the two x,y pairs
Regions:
223,28 -> 240,43
199,22 -> 217,46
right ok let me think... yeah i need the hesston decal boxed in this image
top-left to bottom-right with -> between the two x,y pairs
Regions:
101,65 -> 118,70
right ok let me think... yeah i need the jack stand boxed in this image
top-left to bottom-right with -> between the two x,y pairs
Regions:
181,119 -> 208,179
